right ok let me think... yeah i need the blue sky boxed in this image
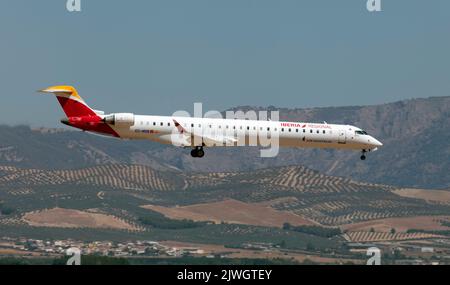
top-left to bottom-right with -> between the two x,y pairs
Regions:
1,0 -> 449,127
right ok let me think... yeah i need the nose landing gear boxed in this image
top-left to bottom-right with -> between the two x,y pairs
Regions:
360,150 -> 367,160
190,146 -> 205,158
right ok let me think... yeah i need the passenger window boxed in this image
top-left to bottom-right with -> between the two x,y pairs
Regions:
323,130 -> 325,134
191,123 -> 194,127
153,122 -> 156,126
168,123 -> 171,126
316,130 -> 319,134
281,128 -> 284,132
289,128 -> 291,132
310,129 -> 313,133
303,129 -> 306,133
160,122 -> 163,126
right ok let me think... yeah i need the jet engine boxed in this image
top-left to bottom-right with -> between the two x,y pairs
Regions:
104,113 -> 135,126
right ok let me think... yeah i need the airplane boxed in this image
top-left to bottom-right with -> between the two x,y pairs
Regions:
40,85 -> 383,160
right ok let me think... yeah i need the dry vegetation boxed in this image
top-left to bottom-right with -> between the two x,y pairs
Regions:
142,199 -> 314,228
3,164 -> 450,232
22,208 -> 137,230
343,231 -> 442,243
341,216 -> 450,233
393,188 -> 450,204
0,165 -> 179,192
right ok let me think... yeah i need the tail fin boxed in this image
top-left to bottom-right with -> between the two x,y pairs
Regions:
39,85 -> 97,117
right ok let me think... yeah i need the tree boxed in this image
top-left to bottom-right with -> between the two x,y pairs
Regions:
306,242 -> 315,252
282,223 -> 291,230
0,204 -> 14,215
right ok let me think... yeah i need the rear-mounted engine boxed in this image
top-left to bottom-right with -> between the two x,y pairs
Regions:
104,113 -> 135,126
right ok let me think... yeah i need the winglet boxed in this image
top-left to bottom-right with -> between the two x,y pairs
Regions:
38,85 -> 83,101
39,85 -> 96,117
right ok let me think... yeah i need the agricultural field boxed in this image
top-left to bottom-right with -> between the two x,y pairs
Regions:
343,231 -> 442,243
22,208 -> 138,230
142,199 -> 315,227
341,216 -> 450,233
393,188 -> 450,204
1,163 -> 450,255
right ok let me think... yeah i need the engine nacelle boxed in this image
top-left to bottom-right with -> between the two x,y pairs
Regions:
104,113 -> 135,126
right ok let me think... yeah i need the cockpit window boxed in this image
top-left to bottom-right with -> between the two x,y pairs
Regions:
355,130 -> 368,135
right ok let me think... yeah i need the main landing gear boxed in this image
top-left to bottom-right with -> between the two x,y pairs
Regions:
360,150 -> 367,161
190,146 -> 205,158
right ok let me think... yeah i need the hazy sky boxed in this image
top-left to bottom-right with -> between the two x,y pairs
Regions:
1,0 -> 449,127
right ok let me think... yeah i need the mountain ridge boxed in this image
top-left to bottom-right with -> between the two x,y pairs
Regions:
0,95 -> 449,189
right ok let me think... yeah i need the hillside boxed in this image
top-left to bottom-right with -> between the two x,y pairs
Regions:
1,163 -> 450,248
0,96 -> 449,189
1,164 -> 450,227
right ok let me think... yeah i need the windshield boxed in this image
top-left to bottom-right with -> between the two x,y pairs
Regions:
355,130 -> 368,135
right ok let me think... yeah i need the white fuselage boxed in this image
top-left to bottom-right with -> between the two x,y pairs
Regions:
41,85 -> 382,159
105,114 -> 383,151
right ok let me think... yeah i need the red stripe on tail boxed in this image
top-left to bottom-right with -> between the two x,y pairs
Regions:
57,97 -> 97,117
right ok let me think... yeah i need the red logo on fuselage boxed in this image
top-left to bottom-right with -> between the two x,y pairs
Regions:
281,122 -> 306,128
280,122 -> 331,129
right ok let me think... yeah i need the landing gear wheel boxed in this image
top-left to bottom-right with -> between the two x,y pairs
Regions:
360,149 -> 367,161
197,149 -> 205,158
190,147 -> 205,158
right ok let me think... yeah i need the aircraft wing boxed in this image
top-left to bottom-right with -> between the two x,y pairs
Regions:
202,134 -> 238,146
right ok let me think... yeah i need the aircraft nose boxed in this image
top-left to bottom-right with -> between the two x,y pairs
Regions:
371,137 -> 383,147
